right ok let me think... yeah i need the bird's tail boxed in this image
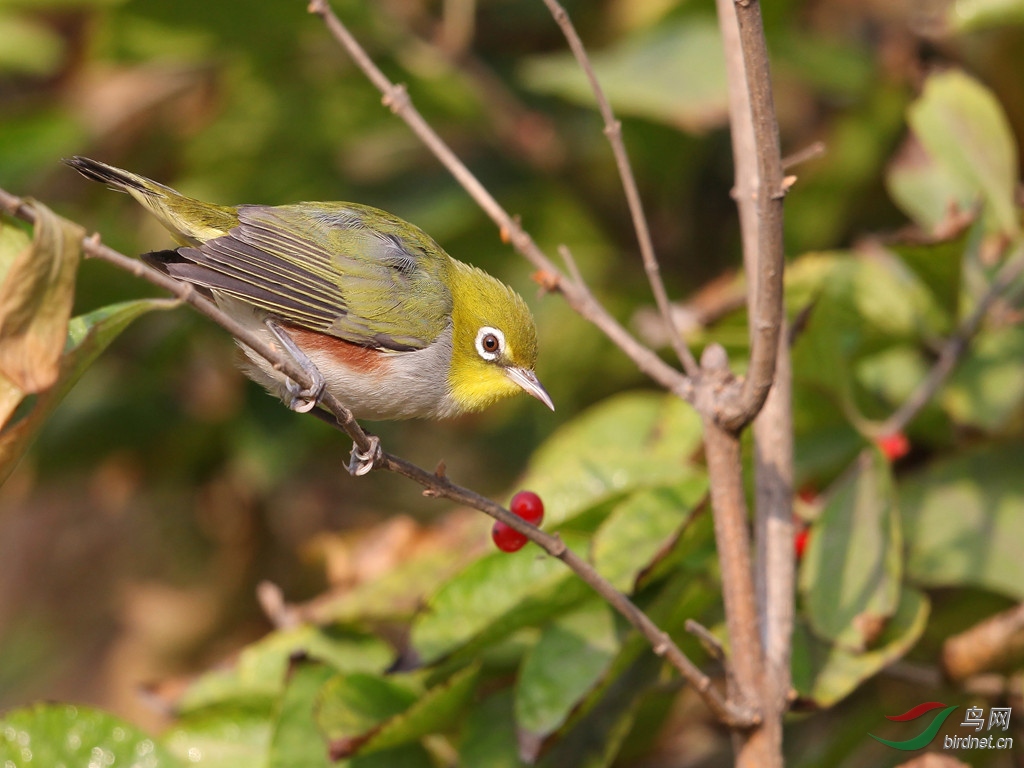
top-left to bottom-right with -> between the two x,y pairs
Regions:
64,156 -> 237,245
64,156 -> 174,198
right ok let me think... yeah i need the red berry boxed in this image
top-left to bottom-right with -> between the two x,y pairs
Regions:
876,432 -> 910,461
492,521 -> 528,553
794,528 -> 810,560
510,490 -> 544,525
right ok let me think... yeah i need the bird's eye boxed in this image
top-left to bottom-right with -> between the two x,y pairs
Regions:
475,326 -> 505,361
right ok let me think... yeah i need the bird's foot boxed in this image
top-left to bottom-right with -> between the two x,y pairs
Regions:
348,435 -> 382,476
265,319 -> 325,413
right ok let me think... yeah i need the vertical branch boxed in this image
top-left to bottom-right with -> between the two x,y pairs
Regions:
714,0 -> 787,431
714,0 -> 790,765
700,346 -> 768,765
753,325 -> 794,742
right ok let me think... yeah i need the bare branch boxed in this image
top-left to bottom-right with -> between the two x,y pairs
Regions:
539,0 -> 699,378
713,0 -> 789,762
700,347 -> 765,725
753,324 -> 794,720
0,185 -> 754,728
307,0 -> 695,404
714,0 -> 787,432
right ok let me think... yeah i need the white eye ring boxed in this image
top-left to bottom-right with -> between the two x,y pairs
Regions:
475,326 -> 505,361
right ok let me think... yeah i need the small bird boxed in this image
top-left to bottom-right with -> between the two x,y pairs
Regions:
66,157 -> 553,471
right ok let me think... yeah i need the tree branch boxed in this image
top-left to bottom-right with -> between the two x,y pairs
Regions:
0,186 -> 755,729
539,0 -> 699,378
700,346 -> 766,737
714,0 -> 789,763
714,0 -> 787,432
306,0 -> 695,404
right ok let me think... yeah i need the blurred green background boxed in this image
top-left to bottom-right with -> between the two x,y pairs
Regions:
2,0 -> 1024,758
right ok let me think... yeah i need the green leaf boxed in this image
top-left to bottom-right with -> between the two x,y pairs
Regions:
179,625 -> 392,713
163,702 -> 273,768
0,297 -> 176,486
887,230 -> 967,322
515,601 -> 619,740
0,703 -> 181,768
410,532 -> 591,664
591,479 -> 708,592
518,392 -> 704,526
317,665 -> 479,758
458,690 -> 527,768
520,17 -> 727,132
315,673 -> 418,757
360,663 -> 480,754
527,570 -> 719,767
792,586 -> 930,707
267,661 -> 336,768
902,440 -> 1024,599
941,325 -> 1024,431
800,450 -> 902,651
791,252 -> 946,405
885,134 -> 979,234
533,652 -> 657,768
907,70 -> 1020,236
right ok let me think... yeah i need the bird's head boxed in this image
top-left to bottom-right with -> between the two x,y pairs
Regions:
446,262 -> 553,415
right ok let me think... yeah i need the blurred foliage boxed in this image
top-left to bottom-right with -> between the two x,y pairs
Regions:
3,0 -> 1024,766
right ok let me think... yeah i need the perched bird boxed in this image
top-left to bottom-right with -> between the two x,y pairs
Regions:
66,156 -> 552,471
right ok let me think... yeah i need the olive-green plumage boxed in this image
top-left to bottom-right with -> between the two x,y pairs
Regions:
66,156 -> 552,420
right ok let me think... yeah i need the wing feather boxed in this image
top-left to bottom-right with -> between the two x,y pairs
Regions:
166,202 -> 452,351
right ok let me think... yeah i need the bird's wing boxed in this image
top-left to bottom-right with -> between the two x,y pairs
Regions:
169,203 -> 453,351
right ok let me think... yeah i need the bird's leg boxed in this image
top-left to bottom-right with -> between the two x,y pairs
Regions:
347,435 -> 383,476
305,405 -> 382,476
264,318 -> 326,413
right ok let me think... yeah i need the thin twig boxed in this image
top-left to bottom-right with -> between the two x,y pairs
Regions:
875,242 -> 1024,436
306,0 -> 695,405
539,0 -> 699,378
781,141 -> 825,171
0,187 -> 755,728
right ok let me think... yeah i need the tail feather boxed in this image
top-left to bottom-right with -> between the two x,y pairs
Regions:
64,156 -> 238,245
63,156 -> 171,197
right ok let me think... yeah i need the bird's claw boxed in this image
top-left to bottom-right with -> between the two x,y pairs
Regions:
348,435 -> 382,476
284,375 -> 325,413
266,318 -> 326,413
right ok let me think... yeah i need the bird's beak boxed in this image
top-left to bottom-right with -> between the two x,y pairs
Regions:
506,367 -> 555,411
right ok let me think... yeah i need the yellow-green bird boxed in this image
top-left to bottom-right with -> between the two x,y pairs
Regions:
66,157 -> 552,466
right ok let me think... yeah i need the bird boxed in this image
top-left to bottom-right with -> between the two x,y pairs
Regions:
65,156 -> 553,473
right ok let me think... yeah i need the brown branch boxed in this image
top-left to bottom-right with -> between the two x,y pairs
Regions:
875,241 -> 1024,436
713,0 -> 788,762
753,324 -> 794,719
714,0 -> 787,432
0,186 -> 754,728
700,346 -> 766,737
306,0 -> 695,404
539,0 -> 699,378
943,603 -> 1024,682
